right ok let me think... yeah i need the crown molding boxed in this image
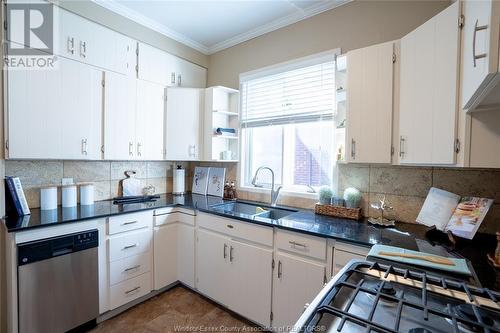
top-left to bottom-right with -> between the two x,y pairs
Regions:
90,0 -> 211,54
208,0 -> 352,54
90,0 -> 352,55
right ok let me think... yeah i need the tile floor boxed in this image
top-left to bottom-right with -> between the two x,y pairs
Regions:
91,285 -> 258,333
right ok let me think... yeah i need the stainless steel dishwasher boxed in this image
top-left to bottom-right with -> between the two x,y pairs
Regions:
17,230 -> 99,333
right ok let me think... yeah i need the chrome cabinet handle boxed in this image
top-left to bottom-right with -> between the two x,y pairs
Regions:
473,19 -> 488,67
81,139 -> 88,155
125,286 -> 141,295
129,142 -> 134,156
171,72 -> 176,85
121,220 -> 138,226
123,243 -> 138,250
351,139 -> 356,160
229,246 -> 234,262
289,240 -> 307,248
80,40 -> 86,58
399,136 -> 405,158
223,243 -> 227,259
177,74 -> 182,86
67,37 -> 74,54
124,265 -> 140,272
277,260 -> 282,278
137,142 -> 142,157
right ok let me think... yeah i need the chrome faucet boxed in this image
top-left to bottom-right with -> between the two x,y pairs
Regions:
251,166 -> 283,206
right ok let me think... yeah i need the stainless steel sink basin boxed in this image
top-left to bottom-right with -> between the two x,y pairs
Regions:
210,201 -> 297,220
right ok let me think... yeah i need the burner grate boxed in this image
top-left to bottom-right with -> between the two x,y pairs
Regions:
303,261 -> 500,333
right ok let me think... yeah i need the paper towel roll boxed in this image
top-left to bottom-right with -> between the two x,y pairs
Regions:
173,167 -> 185,195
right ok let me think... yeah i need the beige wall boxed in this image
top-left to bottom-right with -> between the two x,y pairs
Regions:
58,0 -> 209,68
208,0 -> 450,88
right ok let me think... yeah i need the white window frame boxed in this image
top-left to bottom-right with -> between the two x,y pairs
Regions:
238,49 -> 341,197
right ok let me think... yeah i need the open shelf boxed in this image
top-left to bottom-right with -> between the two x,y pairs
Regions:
213,110 -> 239,116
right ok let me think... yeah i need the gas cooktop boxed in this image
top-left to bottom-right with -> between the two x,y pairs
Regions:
297,261 -> 500,333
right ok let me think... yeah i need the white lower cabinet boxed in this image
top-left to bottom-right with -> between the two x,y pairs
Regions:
196,229 -> 232,306
272,252 -> 326,331
196,219 -> 273,327
332,242 -> 370,276
105,212 -> 154,311
177,223 -> 195,288
153,224 -> 178,289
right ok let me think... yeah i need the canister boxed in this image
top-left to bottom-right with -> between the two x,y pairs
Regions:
62,184 -> 77,208
79,183 -> 94,206
40,186 -> 57,210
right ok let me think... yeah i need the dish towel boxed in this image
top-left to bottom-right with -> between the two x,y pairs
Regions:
368,244 -> 471,276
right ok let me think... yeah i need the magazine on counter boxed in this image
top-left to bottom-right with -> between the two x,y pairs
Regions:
416,187 -> 493,240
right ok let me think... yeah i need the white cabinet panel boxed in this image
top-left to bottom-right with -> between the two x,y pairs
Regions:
108,228 -> 152,262
109,252 -> 151,286
461,0 -> 500,111
103,72 -> 137,160
228,239 -> 272,327
153,224 -> 177,290
7,57 -> 102,159
346,42 -> 394,164
136,80 -> 166,160
109,272 -> 152,310
399,1 -> 460,164
177,223 -> 195,288
196,229 -> 231,306
165,88 -> 202,160
272,253 -> 325,330
177,58 -> 207,88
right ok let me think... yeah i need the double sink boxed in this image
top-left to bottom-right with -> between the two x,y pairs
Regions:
210,201 -> 297,221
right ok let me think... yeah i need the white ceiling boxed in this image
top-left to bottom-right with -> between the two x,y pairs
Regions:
91,0 -> 350,54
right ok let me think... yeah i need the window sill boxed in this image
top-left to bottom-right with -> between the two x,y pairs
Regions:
237,185 -> 319,200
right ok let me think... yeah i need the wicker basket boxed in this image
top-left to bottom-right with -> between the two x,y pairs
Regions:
315,203 -> 362,220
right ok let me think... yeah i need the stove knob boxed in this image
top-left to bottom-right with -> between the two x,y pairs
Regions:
302,303 -> 310,313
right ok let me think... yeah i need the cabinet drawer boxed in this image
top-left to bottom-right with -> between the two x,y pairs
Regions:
108,228 -> 152,262
109,252 -> 151,286
197,212 -> 273,247
108,211 -> 153,235
333,249 -> 366,275
109,272 -> 151,310
276,229 -> 327,260
154,211 -> 195,227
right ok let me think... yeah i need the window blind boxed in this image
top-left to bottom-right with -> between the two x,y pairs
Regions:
240,61 -> 335,128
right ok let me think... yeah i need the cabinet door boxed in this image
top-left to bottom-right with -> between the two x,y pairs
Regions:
103,72 -> 137,160
60,60 -> 103,160
136,80 -> 165,160
177,223 -> 195,288
138,43 -> 177,86
461,0 -> 500,110
177,58 -> 207,88
346,42 -> 394,163
196,229 -> 230,306
165,88 -> 201,160
153,225 -> 177,290
399,1 -> 460,164
228,239 -> 273,327
272,253 -> 326,330
7,57 -> 102,159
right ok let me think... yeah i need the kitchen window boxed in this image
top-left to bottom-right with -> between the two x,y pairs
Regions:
240,51 -> 338,194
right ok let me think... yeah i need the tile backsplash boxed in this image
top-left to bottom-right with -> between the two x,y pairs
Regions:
5,160 -> 192,209
7,160 -> 500,235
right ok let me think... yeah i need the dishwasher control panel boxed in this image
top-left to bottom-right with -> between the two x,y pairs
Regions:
18,229 -> 99,266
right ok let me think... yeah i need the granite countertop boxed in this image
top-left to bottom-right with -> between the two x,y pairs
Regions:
3,193 -> 497,289
3,193 -> 423,250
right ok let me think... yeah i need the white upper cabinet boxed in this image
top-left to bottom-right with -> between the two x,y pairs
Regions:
461,0 -> 500,112
346,41 -> 395,164
165,88 -> 202,161
103,72 -> 137,160
58,8 -> 136,76
138,43 -> 207,88
136,80 -> 166,160
7,57 -> 102,159
399,1 -> 460,165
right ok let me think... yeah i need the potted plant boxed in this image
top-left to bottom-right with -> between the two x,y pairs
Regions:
318,186 -> 333,205
343,187 -> 362,208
